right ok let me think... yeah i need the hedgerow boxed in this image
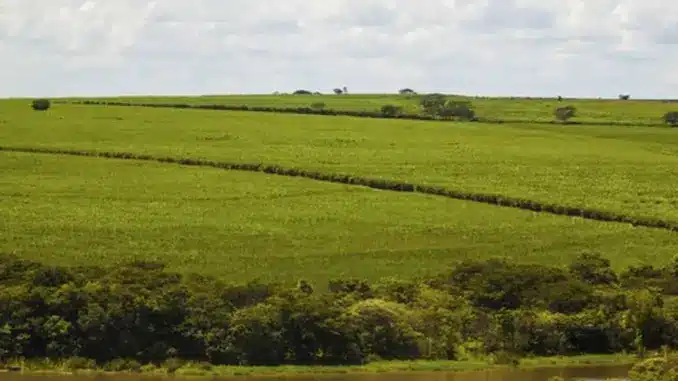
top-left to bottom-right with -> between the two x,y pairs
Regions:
1,145 -> 677,232
66,100 -> 669,128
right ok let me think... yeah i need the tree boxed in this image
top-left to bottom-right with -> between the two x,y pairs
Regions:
568,252 -> 618,286
31,99 -> 51,111
399,88 -> 416,95
438,101 -> 476,121
663,111 -> 678,127
554,105 -> 576,123
619,94 -> 631,100
293,90 -> 312,95
419,93 -> 448,116
342,86 -> 348,94
380,104 -> 404,117
333,88 -> 343,95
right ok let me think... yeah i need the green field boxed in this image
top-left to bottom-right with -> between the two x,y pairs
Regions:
2,96 -> 678,283
66,93 -> 678,125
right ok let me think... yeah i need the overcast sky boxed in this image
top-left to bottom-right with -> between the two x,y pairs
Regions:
1,0 -> 677,98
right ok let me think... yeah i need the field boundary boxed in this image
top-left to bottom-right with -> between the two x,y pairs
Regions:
2,145 -> 677,232
62,100 -> 667,128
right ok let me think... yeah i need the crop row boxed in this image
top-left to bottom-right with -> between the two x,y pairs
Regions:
65,100 -> 664,127
2,145 -> 677,232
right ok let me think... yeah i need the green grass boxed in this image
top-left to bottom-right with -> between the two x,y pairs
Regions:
63,93 -> 678,125
3,354 -> 638,377
2,101 -> 678,223
3,150 -> 678,284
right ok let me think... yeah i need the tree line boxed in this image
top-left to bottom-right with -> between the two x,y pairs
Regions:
2,252 -> 678,369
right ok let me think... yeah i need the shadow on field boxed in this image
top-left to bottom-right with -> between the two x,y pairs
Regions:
2,145 -> 677,233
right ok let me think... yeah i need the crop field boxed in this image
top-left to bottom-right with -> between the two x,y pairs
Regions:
2,151 -> 678,285
64,93 -> 678,125
2,97 -> 678,283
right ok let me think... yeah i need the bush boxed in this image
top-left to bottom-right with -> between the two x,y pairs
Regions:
663,111 -> 678,127
619,94 -> 631,100
554,105 -> 576,122
380,104 -> 403,117
31,99 -> 51,111
310,102 -> 326,110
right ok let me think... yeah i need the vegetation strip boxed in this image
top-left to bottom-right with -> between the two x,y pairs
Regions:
64,100 -> 667,128
2,145 -> 677,232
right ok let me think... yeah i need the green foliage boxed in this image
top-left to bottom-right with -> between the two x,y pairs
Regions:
293,90 -> 312,95
2,254 -> 678,368
554,105 -> 576,122
663,111 -> 678,126
310,102 -> 326,110
380,104 -> 403,117
629,357 -> 678,381
569,252 -> 618,286
31,99 -> 50,111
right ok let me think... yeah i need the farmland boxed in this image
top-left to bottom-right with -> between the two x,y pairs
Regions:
3,149 -> 678,285
65,93 -> 678,125
3,94 -> 678,371
2,96 -> 678,283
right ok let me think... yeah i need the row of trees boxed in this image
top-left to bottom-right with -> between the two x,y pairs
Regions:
3,252 -> 678,368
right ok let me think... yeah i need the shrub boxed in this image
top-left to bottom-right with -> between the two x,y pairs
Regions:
310,102 -> 326,110
419,93 -> 448,116
333,88 -> 343,95
438,101 -> 476,121
554,105 -> 576,122
380,104 -> 403,117
619,94 -> 631,100
31,99 -> 51,111
663,111 -> 678,127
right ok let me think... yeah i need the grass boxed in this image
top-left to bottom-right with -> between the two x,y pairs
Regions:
4,151 -> 678,284
62,93 -> 678,125
1,354 -> 638,377
2,101 -> 678,223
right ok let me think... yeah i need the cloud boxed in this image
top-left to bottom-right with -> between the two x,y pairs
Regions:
1,0 -> 677,98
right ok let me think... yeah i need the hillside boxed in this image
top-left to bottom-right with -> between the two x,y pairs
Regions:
2,95 -> 678,283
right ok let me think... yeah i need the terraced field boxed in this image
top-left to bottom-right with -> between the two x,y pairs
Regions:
2,97 -> 678,283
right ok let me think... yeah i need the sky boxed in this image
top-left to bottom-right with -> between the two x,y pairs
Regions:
1,0 -> 677,99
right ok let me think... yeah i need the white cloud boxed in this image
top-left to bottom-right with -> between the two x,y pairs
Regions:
1,0 -> 677,98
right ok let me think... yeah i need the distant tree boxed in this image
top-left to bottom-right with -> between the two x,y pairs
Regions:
619,94 -> 631,100
663,111 -> 678,127
554,105 -> 576,123
419,93 -> 448,116
342,86 -> 348,94
399,88 -> 416,95
438,101 -> 476,121
557,95 -> 563,101
333,88 -> 343,95
310,102 -> 326,111
380,104 -> 404,117
293,89 -> 312,95
569,252 -> 618,286
31,99 -> 51,111
313,91 -> 322,95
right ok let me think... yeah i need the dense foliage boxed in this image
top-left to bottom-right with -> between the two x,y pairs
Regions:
2,253 -> 678,367
31,99 -> 50,111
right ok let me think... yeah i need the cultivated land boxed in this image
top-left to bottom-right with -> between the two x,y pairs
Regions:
2,96 -> 678,283
4,151 -> 677,284
66,93 -> 678,125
